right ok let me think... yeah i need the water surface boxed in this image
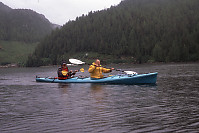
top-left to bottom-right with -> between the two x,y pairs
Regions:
0,63 -> 199,133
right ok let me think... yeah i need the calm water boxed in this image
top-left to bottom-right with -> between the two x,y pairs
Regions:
0,63 -> 199,133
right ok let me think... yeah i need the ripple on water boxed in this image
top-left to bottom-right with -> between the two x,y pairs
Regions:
0,63 -> 199,133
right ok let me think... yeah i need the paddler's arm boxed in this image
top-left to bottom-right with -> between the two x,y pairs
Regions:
102,67 -> 114,73
88,65 -> 96,73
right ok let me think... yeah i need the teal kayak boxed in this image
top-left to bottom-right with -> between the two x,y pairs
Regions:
36,72 -> 158,85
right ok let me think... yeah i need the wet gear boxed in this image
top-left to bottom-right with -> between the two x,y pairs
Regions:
57,67 -> 69,80
88,62 -> 112,79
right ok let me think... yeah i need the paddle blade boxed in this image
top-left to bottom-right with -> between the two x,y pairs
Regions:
69,59 -> 85,65
80,68 -> 85,72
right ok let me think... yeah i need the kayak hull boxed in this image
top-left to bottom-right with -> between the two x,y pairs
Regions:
36,72 -> 158,85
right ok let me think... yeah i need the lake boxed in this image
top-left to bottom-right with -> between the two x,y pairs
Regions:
0,63 -> 199,133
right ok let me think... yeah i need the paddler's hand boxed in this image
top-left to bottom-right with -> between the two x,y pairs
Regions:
110,68 -> 114,72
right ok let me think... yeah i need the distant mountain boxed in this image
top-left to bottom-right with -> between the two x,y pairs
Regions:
0,2 -> 59,42
0,2 -> 11,12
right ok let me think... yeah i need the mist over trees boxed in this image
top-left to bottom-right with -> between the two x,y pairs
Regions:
27,0 -> 199,66
0,2 -> 56,42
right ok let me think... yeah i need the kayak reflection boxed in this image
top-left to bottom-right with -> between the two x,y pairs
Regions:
58,83 -> 71,94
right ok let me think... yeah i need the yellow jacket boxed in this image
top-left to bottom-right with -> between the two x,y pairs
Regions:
88,62 -> 112,78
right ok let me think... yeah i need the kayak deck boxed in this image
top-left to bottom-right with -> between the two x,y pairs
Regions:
36,72 -> 158,85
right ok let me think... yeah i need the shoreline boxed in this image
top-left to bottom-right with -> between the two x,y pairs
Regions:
0,63 -> 18,68
0,61 -> 199,68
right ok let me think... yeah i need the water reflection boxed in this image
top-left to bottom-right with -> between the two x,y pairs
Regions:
58,83 -> 70,88
90,84 -> 105,105
58,83 -> 70,94
90,84 -> 103,94
1,63 -> 199,133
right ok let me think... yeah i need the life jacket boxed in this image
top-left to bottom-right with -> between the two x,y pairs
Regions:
88,62 -> 111,79
57,67 -> 69,80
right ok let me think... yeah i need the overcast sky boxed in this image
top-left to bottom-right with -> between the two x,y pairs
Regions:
1,0 -> 122,25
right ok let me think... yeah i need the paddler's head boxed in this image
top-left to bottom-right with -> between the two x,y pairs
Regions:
61,61 -> 67,69
95,59 -> 100,67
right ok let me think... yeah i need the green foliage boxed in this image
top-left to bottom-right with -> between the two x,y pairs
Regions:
28,0 -> 199,66
0,41 -> 38,66
152,43 -> 164,62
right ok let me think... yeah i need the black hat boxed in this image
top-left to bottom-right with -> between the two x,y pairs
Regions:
61,61 -> 66,66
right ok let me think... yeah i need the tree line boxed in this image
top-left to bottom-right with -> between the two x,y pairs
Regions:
27,0 -> 199,66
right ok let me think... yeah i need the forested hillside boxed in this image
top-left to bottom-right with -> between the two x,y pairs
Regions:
0,2 -> 56,42
27,0 -> 199,66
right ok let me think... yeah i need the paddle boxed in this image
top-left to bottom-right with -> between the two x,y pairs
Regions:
61,69 -> 84,74
69,59 -> 85,65
69,58 -> 137,75
79,68 -> 85,72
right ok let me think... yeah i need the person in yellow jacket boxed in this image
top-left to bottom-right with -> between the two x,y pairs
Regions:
88,59 -> 114,79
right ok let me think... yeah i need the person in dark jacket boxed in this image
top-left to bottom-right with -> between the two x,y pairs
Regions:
57,62 -> 77,79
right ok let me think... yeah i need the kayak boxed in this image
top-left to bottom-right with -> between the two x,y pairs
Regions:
36,72 -> 158,85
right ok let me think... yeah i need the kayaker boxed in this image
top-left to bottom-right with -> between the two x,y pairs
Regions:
57,61 -> 77,79
88,59 -> 114,79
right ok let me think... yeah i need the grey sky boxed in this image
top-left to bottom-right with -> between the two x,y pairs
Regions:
1,0 -> 121,25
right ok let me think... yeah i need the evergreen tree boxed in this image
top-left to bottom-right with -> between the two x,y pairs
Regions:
27,0 -> 199,66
